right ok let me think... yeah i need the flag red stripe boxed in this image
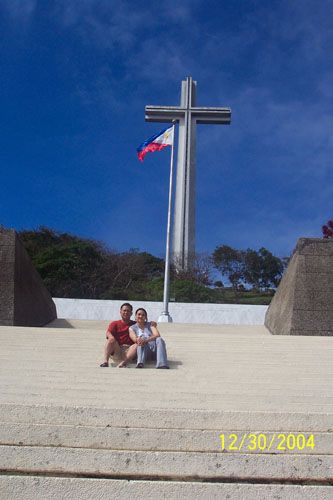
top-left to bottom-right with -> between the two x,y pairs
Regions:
137,142 -> 171,162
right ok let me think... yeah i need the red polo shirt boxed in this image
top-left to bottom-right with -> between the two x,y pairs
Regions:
107,319 -> 136,345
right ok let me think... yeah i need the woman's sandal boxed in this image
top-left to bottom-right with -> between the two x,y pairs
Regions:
100,362 -> 109,367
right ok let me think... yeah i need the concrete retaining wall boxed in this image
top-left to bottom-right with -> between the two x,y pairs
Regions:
53,298 -> 267,325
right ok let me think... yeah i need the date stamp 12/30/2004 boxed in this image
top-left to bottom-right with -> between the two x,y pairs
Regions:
220,433 -> 314,452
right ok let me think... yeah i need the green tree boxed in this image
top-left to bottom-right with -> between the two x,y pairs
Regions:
18,226 -> 284,304
101,249 -> 164,299
18,226 -> 104,258
103,277 -> 219,303
33,241 -> 105,298
243,247 -> 285,290
172,252 -> 213,286
19,226 -> 108,298
19,227 -> 166,300
212,245 -> 245,303
171,279 -> 215,303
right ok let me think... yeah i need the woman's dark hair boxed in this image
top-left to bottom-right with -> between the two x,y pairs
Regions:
135,307 -> 147,318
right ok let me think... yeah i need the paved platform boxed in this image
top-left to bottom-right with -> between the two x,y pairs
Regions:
1,320 -> 333,499
1,320 -> 333,412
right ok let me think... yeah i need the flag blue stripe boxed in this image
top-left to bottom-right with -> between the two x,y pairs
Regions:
137,126 -> 171,153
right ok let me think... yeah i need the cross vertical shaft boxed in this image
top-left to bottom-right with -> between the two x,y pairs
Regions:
172,77 -> 197,270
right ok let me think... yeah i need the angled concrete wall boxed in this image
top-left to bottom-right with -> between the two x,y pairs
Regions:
0,228 -> 56,326
265,238 -> 333,336
0,229 -> 15,325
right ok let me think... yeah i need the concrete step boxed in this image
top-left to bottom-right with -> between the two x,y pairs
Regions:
1,445 -> 333,482
0,405 -> 331,457
0,403 -> 331,460
1,404 -> 332,430
0,421 -> 330,454
1,395 -> 332,413
1,476 -> 333,500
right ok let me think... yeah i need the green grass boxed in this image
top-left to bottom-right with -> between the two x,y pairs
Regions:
216,288 -> 275,305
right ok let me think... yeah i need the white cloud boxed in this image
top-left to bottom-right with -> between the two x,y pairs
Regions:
2,0 -> 36,22
55,0 -> 194,52
129,38 -> 190,84
75,65 -> 123,111
55,0 -> 147,50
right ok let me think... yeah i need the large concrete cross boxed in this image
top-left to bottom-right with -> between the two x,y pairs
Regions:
145,77 -> 231,270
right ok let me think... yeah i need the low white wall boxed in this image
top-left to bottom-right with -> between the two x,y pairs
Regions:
53,298 -> 268,325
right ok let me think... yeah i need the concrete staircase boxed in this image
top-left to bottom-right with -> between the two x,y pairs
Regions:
1,320 -> 333,499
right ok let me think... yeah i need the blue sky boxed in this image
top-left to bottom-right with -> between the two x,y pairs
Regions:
1,0 -> 332,260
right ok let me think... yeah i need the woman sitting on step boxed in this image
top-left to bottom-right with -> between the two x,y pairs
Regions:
122,308 -> 169,369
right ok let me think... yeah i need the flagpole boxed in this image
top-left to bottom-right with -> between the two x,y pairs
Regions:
158,120 -> 176,323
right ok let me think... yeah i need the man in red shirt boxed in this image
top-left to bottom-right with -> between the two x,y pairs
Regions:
100,303 -> 156,367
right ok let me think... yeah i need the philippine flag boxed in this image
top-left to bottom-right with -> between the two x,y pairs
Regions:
137,126 -> 174,162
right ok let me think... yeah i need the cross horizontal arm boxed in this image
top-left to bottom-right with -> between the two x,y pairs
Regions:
145,105 -> 231,124
192,107 -> 231,124
145,106 -> 185,123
